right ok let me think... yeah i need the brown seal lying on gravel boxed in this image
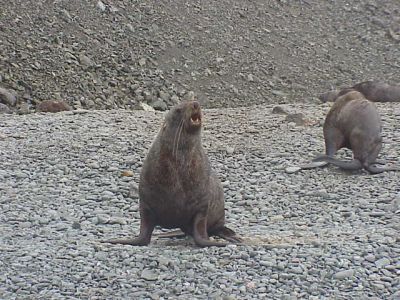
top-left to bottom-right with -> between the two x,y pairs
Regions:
339,81 -> 400,102
319,81 -> 400,103
312,90 -> 399,174
36,100 -> 71,113
104,101 -> 241,247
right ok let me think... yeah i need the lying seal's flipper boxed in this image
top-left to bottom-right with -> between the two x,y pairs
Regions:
298,160 -> 329,169
313,155 -> 363,171
366,164 -> 400,174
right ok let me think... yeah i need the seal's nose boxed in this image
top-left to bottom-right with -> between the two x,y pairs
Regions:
192,101 -> 200,110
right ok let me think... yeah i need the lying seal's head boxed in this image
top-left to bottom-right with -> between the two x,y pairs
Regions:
163,101 -> 202,134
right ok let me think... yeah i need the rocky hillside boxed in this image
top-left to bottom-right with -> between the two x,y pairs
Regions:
0,0 -> 399,112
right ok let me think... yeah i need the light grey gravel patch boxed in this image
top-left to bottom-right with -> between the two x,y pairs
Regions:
1,106 -> 399,299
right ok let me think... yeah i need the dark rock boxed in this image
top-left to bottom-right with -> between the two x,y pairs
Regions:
0,103 -> 12,114
272,106 -> 288,114
0,87 -> 17,106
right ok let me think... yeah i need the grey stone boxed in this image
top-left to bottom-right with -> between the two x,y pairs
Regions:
333,269 -> 355,280
141,269 -> 159,281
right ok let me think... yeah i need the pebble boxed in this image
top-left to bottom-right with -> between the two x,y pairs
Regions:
333,269 -> 355,280
141,269 -> 159,281
375,258 -> 391,268
97,0 -> 106,11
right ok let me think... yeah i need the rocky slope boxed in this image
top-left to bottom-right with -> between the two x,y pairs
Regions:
1,104 -> 399,299
0,0 -> 399,112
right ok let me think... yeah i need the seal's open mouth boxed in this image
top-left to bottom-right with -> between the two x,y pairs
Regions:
190,112 -> 202,126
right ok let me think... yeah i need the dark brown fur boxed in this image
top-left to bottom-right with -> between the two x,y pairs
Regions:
104,101 -> 240,247
36,100 -> 71,113
313,91 -> 399,173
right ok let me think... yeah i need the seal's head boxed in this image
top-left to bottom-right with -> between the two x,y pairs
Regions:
164,101 -> 203,134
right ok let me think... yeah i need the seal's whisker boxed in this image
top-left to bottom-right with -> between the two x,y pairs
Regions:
173,118 -> 184,160
172,119 -> 180,158
175,118 -> 185,161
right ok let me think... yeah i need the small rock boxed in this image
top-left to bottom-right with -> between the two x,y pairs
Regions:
226,146 -> 235,155
151,99 -> 168,111
170,94 -> 180,105
121,170 -> 134,177
285,166 -> 301,174
375,257 -> 390,268
141,269 -> 159,281
158,90 -> 170,102
95,214 -> 110,225
139,102 -> 155,112
369,211 -> 385,217
0,87 -> 17,106
17,102 -> 32,114
364,254 -> 376,263
333,269 -> 355,280
108,217 -> 127,225
285,113 -> 306,126
0,103 -> 11,114
216,57 -> 225,63
97,0 -> 106,11
79,54 -> 93,67
272,106 -> 287,114
138,58 -> 147,66
72,221 -> 81,230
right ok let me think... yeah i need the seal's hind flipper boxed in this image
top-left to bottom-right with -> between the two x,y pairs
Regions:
313,155 -> 363,171
213,226 -> 243,243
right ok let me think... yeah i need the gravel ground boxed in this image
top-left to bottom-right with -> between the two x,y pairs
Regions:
1,103 -> 399,299
0,0 -> 399,111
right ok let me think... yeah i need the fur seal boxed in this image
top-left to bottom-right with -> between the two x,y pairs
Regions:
105,101 -> 241,247
319,81 -> 400,103
339,81 -> 400,102
313,90 -> 399,174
